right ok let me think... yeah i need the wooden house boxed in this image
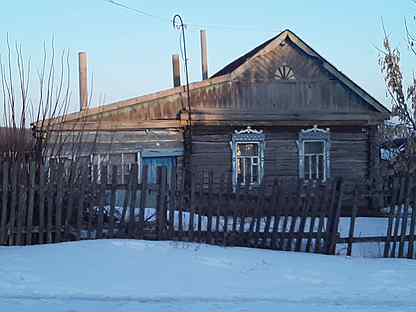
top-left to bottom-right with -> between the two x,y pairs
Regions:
38,29 -> 390,191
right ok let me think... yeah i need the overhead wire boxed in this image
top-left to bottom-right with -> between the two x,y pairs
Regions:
103,0 -> 281,33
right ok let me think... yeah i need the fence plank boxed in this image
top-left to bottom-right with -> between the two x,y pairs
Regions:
215,174 -> 225,242
245,195 -> 255,246
137,165 -> 148,239
347,186 -> 359,257
278,191 -> 290,250
407,178 -> 416,259
286,186 -> 302,251
64,164 -> 75,241
232,190 -> 240,234
97,165 -> 108,239
314,184 -> 329,253
46,163 -> 55,244
55,163 -> 65,243
399,177 -> 412,258
38,164 -> 46,244
196,174 -> 203,242
305,184 -> 318,253
25,162 -> 36,245
118,165 -> 133,236
16,163 -> 27,246
384,177 -> 400,258
156,166 -> 168,240
76,165 -> 87,241
168,165 -> 176,238
270,179 -> 281,250
188,172 -> 196,241
108,165 -> 118,239
390,177 -> 406,258
262,183 -> 276,248
255,193 -> 265,248
0,162 -> 9,245
177,169 -> 185,241
296,183 -> 311,252
127,164 -> 139,238
205,170 -> 214,244
9,161 -> 20,245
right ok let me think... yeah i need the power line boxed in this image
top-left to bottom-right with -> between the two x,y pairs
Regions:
103,0 -> 171,23
103,0 -> 281,33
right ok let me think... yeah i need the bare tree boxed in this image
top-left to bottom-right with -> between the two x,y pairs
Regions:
0,39 -> 74,162
378,20 -> 416,175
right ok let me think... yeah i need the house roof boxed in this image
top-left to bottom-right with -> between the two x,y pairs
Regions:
212,29 -> 390,115
39,29 -> 390,129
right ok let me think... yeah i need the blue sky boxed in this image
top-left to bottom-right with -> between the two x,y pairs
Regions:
0,0 -> 414,113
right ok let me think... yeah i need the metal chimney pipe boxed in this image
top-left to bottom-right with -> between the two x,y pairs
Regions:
200,30 -> 208,80
78,52 -> 88,111
172,54 -> 181,87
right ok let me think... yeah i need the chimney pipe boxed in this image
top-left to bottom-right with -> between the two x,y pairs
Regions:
200,30 -> 208,80
78,52 -> 88,111
172,54 -> 181,87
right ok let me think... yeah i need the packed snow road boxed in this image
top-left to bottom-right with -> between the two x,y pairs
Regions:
0,239 -> 415,312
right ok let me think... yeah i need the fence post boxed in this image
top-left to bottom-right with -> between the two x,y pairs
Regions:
156,166 -> 168,240
127,164 -> 138,238
326,178 -> 344,255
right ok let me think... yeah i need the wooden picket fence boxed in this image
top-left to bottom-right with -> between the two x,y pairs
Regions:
0,159 -> 415,259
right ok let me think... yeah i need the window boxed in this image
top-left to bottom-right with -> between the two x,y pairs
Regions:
236,143 -> 260,185
79,152 -> 141,184
231,126 -> 265,190
297,126 -> 330,182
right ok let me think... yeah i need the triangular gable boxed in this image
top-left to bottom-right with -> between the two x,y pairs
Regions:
212,29 -> 390,115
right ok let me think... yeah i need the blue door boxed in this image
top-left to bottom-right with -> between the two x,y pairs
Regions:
142,156 -> 176,209
142,156 -> 176,184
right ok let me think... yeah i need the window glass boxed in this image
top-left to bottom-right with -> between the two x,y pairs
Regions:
237,143 -> 258,156
303,142 -> 325,180
304,141 -> 324,154
236,143 -> 260,186
122,153 -> 137,184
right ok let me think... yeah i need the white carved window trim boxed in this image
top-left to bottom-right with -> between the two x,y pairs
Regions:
230,126 -> 265,190
297,125 -> 330,182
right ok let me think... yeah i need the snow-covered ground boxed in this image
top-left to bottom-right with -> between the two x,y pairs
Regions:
1,239 -> 416,312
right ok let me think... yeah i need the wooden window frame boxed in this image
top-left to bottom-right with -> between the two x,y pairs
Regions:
297,125 -> 330,182
231,126 -> 265,191
236,142 -> 261,186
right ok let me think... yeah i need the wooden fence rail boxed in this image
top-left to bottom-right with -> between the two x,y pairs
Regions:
0,160 -> 415,259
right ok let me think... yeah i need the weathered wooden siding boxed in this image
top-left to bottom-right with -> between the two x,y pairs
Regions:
191,126 -> 369,183
49,129 -> 183,156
